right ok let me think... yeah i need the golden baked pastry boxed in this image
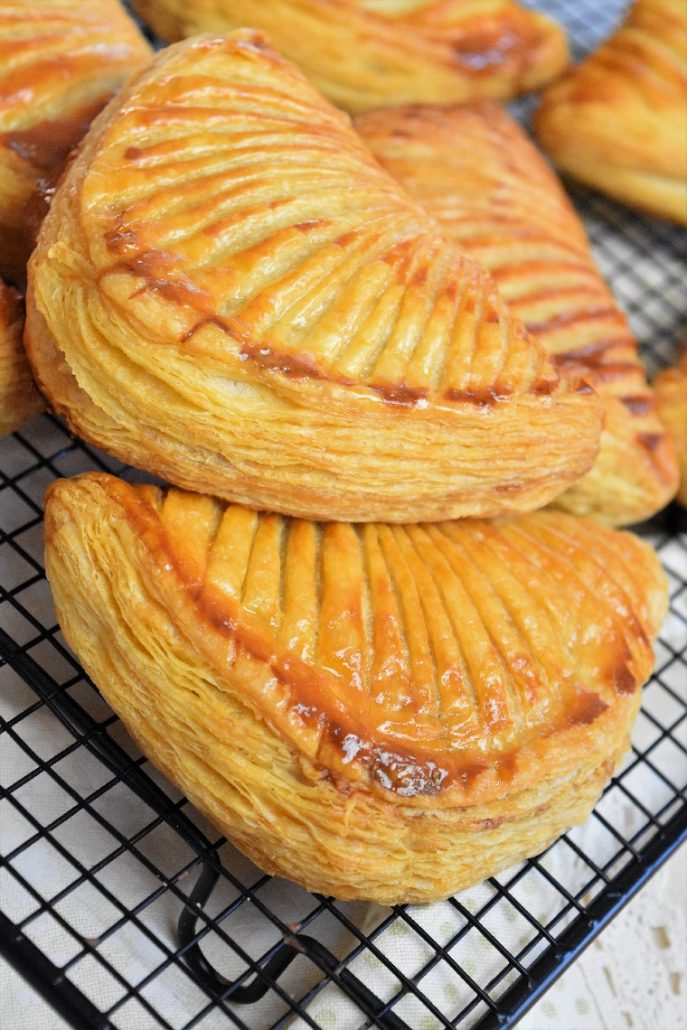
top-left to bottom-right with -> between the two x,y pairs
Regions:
0,278 -> 42,434
0,0 -> 150,283
45,472 -> 667,903
26,33 -> 603,524
534,0 -> 687,225
356,102 -> 679,524
655,351 -> 687,506
132,0 -> 569,115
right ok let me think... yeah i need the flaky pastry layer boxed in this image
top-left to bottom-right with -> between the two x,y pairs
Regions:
26,33 -> 602,523
356,102 -> 679,524
0,278 -> 41,434
45,473 -> 667,902
655,350 -> 687,506
0,0 -> 150,282
534,0 -> 687,225
133,0 -> 568,114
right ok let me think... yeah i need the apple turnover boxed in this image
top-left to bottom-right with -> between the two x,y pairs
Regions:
356,102 -> 679,524
655,352 -> 687,506
534,0 -> 687,225
0,278 -> 41,434
26,33 -> 602,523
132,0 -> 568,115
45,473 -> 667,903
0,0 -> 150,283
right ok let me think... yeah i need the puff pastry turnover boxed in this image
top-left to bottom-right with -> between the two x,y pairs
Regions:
45,473 -> 667,903
534,0 -> 687,225
26,33 -> 602,524
132,0 -> 569,115
356,102 -> 679,524
0,0 -> 150,283
655,351 -> 687,506
0,278 -> 41,434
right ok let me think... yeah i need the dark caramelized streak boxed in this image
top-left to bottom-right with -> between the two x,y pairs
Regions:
565,691 -> 609,726
371,382 -> 428,406
240,343 -> 330,380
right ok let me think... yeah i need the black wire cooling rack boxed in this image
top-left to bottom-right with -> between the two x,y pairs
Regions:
1,2 -> 687,1028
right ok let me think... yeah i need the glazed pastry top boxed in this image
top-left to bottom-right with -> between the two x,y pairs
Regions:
45,473 -> 667,806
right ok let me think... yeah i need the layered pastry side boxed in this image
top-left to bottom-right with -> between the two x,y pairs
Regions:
655,351 -> 687,506
26,33 -> 603,524
534,0 -> 687,226
0,0 -> 151,283
132,0 -> 569,115
356,102 -> 679,524
0,278 -> 42,434
44,473 -> 668,904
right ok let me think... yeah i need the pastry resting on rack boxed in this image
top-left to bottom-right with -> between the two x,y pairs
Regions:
44,473 -> 668,904
132,0 -> 569,115
356,102 -> 679,524
655,351 -> 687,506
0,0 -> 150,283
534,0 -> 687,225
0,278 -> 42,435
25,33 -> 602,524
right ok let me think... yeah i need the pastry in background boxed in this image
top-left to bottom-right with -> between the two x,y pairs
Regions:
0,278 -> 42,435
357,102 -> 679,524
534,0 -> 687,225
655,351 -> 687,506
45,473 -> 668,904
132,0 -> 569,114
25,33 -> 602,524
0,0 -> 151,283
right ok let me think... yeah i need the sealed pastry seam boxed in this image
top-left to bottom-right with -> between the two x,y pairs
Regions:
26,32 -> 602,522
44,474 -> 667,902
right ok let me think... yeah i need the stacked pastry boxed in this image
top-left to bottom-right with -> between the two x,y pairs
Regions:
0,0 -> 150,435
27,27 -> 676,904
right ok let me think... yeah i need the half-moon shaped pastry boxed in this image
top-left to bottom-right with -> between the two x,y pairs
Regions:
534,0 -> 687,225
0,278 -> 42,434
0,0 -> 150,283
356,102 -> 679,524
132,0 -> 569,115
655,351 -> 687,506
26,33 -> 602,524
45,473 -> 667,903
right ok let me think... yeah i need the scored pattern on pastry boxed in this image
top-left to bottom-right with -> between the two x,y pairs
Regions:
356,102 -> 679,524
26,32 -> 602,523
655,350 -> 687,506
0,278 -> 42,435
534,0 -> 687,225
132,0 -> 569,115
44,473 -> 667,902
0,0 -> 150,282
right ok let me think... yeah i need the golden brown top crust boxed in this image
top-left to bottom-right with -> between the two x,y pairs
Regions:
356,101 -> 679,523
32,35 -> 578,407
655,350 -> 687,506
133,0 -> 568,113
534,0 -> 687,222
0,277 -> 42,433
25,32 -> 605,522
44,472 -> 667,805
0,0 -> 150,280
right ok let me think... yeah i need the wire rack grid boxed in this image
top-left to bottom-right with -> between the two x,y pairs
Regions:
1,1 -> 686,1028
